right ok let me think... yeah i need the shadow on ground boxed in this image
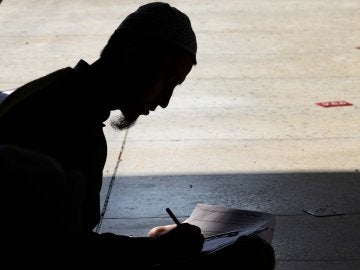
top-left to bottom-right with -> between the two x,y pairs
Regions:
98,171 -> 360,269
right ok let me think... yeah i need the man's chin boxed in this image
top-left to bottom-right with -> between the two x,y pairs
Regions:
110,114 -> 137,131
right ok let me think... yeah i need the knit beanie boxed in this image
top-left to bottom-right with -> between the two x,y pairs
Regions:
117,2 -> 197,62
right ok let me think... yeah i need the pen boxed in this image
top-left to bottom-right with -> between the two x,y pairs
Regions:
205,230 -> 239,240
166,207 -> 181,226
249,226 -> 268,235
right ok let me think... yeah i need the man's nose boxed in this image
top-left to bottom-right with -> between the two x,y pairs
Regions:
159,98 -> 170,108
159,87 -> 175,108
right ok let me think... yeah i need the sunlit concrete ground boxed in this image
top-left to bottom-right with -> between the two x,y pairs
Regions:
1,1 -> 359,269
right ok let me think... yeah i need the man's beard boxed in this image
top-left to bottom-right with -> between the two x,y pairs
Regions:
110,113 -> 137,131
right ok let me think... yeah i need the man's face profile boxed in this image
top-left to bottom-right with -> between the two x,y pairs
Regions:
110,54 -> 194,131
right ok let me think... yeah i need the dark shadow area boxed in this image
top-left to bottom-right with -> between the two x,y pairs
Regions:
100,171 -> 360,269
101,171 -> 360,219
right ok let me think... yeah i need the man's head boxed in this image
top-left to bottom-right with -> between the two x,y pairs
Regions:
97,2 -> 197,130
102,2 -> 197,64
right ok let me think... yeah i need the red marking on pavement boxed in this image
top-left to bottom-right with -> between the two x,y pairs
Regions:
315,101 -> 353,108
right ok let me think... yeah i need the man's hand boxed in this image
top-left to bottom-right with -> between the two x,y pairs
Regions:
149,223 -> 204,262
147,224 -> 177,237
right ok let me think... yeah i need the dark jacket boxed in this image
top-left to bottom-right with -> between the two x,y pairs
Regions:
0,60 -> 109,232
0,61 -> 164,266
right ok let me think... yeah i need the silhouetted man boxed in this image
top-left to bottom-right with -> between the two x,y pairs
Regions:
0,2 -> 274,268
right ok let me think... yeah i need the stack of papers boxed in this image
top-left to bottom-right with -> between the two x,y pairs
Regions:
184,204 -> 276,254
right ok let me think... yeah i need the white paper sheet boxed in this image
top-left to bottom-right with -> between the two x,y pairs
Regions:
184,204 -> 276,254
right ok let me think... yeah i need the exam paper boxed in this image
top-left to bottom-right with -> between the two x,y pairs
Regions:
184,204 -> 276,254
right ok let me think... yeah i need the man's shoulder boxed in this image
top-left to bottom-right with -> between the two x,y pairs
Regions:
0,66 -> 77,118
22,66 -> 77,93
19,60 -> 92,99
